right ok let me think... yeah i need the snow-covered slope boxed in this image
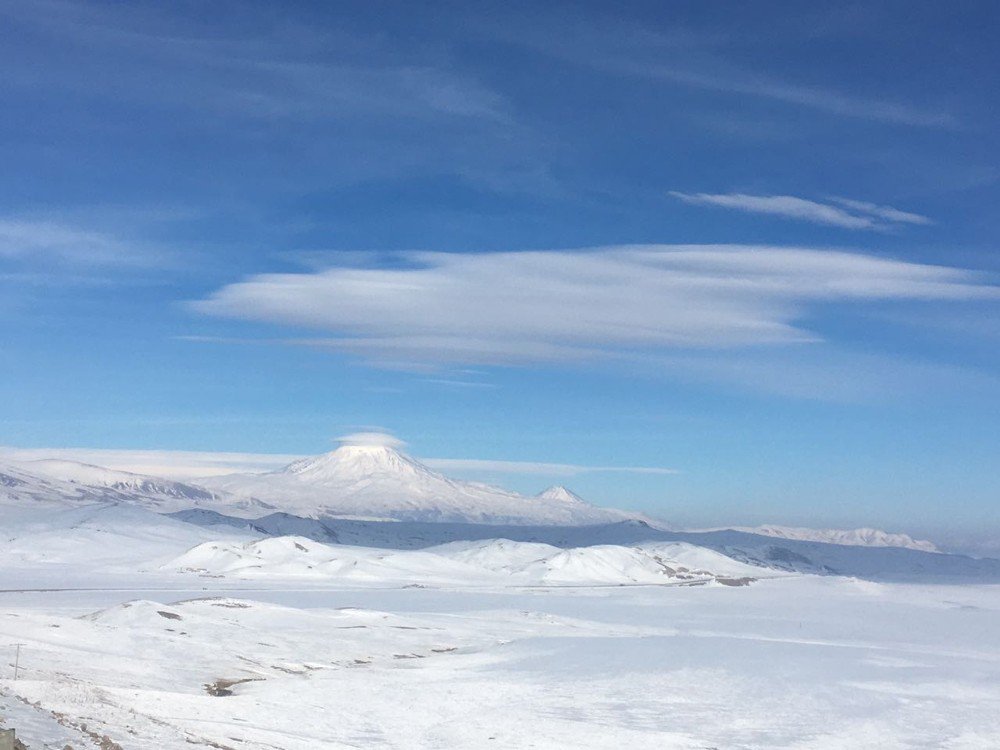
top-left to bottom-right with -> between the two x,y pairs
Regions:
1,457 -> 276,515
2,502 -> 258,570
24,458 -> 216,504
0,459 -> 102,508
196,443 -> 636,525
724,524 -> 938,552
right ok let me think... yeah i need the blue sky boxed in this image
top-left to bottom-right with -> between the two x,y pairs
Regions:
1,1 -> 998,539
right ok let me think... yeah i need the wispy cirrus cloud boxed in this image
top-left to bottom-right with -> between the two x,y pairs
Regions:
0,2 -> 550,198
826,197 -> 933,226
651,68 -> 957,128
190,244 -> 997,371
487,13 -> 958,128
2,1 -> 510,125
669,192 -> 932,231
424,458 -> 677,477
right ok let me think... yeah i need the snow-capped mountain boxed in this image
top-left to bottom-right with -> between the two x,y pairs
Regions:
725,525 -> 938,553
196,443 -> 636,525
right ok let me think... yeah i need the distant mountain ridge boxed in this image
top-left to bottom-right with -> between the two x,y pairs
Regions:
1,446 -> 950,553
1,460 -> 93,506
722,525 -> 938,553
25,459 -> 216,502
0,458 -> 272,514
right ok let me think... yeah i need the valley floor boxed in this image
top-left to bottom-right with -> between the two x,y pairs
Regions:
2,575 -> 999,749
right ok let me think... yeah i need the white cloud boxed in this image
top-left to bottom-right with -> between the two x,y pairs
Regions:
0,446 -> 676,480
826,197 -> 933,226
191,244 -> 997,368
0,219 -> 164,266
336,432 -> 407,449
669,192 -> 931,231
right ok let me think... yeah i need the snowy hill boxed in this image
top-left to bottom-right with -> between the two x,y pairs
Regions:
724,525 -> 938,552
169,510 -> 1000,584
163,535 -> 763,586
195,441 -> 636,526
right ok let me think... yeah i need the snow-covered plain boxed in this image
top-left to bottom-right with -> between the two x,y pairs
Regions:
2,503 -> 1000,749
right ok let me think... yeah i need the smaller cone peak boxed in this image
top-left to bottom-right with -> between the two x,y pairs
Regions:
537,485 -> 586,504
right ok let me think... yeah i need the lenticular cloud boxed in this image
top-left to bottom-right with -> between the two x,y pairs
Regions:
192,244 -> 997,367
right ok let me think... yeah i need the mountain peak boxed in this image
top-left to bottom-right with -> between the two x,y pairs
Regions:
283,442 -> 437,483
